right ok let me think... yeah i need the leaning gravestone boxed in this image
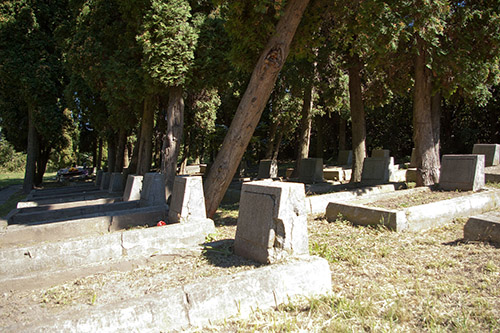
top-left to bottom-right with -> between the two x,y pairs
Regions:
440,154 -> 485,191
361,156 -> 394,184
257,159 -> 278,179
337,150 -> 353,166
168,176 -> 207,223
108,172 -> 125,193
123,175 -> 143,201
298,158 -> 323,183
372,149 -> 390,158
464,211 -> 500,244
234,181 -> 309,264
100,172 -> 111,191
472,143 -> 500,167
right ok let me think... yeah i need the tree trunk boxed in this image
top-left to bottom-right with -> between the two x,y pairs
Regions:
107,135 -> 117,172
97,138 -> 103,170
114,129 -> 127,172
161,85 -> 184,202
23,107 -> 38,193
35,144 -> 50,186
124,139 -> 140,180
339,116 -> 347,151
264,118 -> 280,159
431,91 -> 441,160
348,54 -> 366,182
137,95 -> 156,175
291,82 -> 314,177
203,0 -> 310,218
413,37 -> 440,186
315,117 -> 324,158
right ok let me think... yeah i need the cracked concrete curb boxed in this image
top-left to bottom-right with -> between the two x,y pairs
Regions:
0,218 -> 215,278
7,256 -> 331,332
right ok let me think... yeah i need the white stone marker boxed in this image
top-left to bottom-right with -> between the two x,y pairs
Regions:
168,176 -> 207,223
440,154 -> 485,191
472,143 -> 500,167
234,180 -> 309,264
123,175 -> 143,201
361,156 -> 394,184
257,159 -> 278,179
298,158 -> 323,184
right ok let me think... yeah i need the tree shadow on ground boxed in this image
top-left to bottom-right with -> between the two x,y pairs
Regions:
443,239 -> 500,249
202,239 -> 263,269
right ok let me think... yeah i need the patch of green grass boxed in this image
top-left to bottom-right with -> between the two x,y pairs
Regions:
0,171 -> 57,189
0,190 -> 25,218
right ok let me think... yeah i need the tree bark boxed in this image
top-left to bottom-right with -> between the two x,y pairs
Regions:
203,0 -> 310,217
137,95 -> 156,175
161,85 -> 184,203
413,37 -> 440,186
431,91 -> 441,160
339,116 -> 347,151
107,135 -> 117,172
114,129 -> 127,172
264,118 -> 280,159
348,53 -> 366,182
292,82 -> 314,177
23,107 -> 38,193
97,138 -> 103,170
315,117 -> 324,158
34,144 -> 50,186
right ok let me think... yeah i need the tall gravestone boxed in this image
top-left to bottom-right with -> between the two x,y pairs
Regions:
440,154 -> 485,191
472,144 -> 500,167
257,159 -> 278,179
100,172 -> 111,191
123,175 -> 143,201
337,150 -> 353,166
95,170 -> 103,187
140,173 -> 167,207
371,149 -> 390,158
298,158 -> 323,184
108,172 -> 125,193
234,181 -> 309,264
361,156 -> 394,184
168,176 -> 207,223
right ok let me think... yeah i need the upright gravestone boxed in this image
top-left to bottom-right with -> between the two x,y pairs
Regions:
100,172 -> 111,191
123,175 -> 143,201
298,158 -> 323,184
372,149 -> 390,158
95,170 -> 103,187
440,154 -> 485,191
337,150 -> 353,166
409,148 -> 417,168
361,156 -> 394,184
234,181 -> 309,264
257,159 -> 278,179
108,172 -> 125,193
472,144 -> 500,167
168,176 -> 206,223
140,173 -> 166,207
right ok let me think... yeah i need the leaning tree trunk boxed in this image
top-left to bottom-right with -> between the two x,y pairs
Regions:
413,37 -> 440,186
23,107 -> 38,193
203,0 -> 310,218
161,86 -> 184,202
348,54 -> 366,182
291,82 -> 314,178
137,95 -> 156,175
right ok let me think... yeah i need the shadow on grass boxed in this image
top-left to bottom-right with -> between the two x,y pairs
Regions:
213,203 -> 239,227
201,239 -> 263,269
443,238 -> 500,249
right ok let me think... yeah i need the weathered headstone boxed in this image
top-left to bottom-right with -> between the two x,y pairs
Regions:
100,172 -> 111,191
361,156 -> 394,184
298,158 -> 323,184
440,154 -> 485,191
123,175 -> 143,201
108,172 -> 125,193
234,181 -> 309,264
372,149 -> 390,158
472,143 -> 500,167
140,173 -> 166,207
95,170 -> 103,186
257,159 -> 278,179
337,150 -> 353,166
168,176 -> 206,223
234,160 -> 248,179
464,211 -> 500,244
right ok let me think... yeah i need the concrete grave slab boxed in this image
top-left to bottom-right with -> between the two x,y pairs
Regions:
464,210 -> 500,243
372,149 -> 390,158
108,172 -> 124,193
99,172 -> 111,191
122,175 -> 143,201
298,158 -> 323,184
17,191 -> 122,209
257,159 -> 278,179
337,150 -> 353,166
234,181 -> 309,263
168,176 -> 206,223
440,154 -> 485,191
472,143 -> 500,167
361,156 -> 394,185
326,187 -> 500,232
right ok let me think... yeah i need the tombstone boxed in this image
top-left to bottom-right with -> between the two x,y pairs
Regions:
372,149 -> 390,158
337,150 -> 353,166
123,175 -> 143,201
440,154 -> 485,191
298,158 -> 323,184
108,172 -> 125,193
234,181 -> 309,264
95,170 -> 104,187
199,164 -> 207,174
257,159 -> 278,179
184,164 -> 201,175
409,148 -> 417,168
140,173 -> 167,207
472,144 -> 500,167
361,156 -> 394,184
100,172 -> 111,191
168,176 -> 207,223
234,160 -> 248,179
